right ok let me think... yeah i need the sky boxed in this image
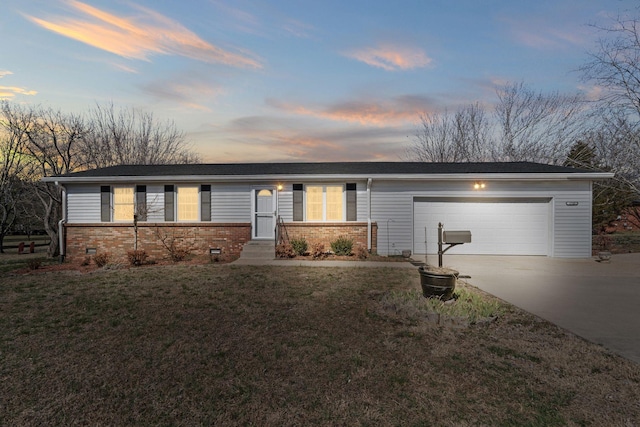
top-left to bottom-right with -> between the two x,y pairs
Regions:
1,0 -> 637,163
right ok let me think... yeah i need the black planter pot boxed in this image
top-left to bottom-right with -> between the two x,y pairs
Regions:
418,266 -> 458,300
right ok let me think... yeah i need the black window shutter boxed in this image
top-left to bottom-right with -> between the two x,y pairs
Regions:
164,185 -> 174,221
100,186 -> 110,222
201,185 -> 211,221
136,185 -> 147,221
293,184 -> 303,221
346,183 -> 357,221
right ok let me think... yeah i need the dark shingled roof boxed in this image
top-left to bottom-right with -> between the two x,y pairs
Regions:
59,162 -> 592,177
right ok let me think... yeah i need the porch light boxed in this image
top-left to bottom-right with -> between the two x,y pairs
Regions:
277,184 -> 283,191
473,181 -> 486,190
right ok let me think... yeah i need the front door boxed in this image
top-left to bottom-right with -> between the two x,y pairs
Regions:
254,189 -> 275,239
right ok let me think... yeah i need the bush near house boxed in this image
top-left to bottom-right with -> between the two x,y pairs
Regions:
330,235 -> 353,256
290,238 -> 309,256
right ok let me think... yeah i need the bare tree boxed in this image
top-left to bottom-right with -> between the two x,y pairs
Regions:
82,102 -> 200,168
1,101 -> 86,257
406,82 -> 586,165
405,103 -> 493,162
580,9 -> 640,119
494,82 -> 586,164
0,122 -> 30,252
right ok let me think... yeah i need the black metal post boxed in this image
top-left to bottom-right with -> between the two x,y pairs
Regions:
438,222 -> 443,267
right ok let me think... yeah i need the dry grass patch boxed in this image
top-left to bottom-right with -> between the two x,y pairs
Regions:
1,265 -> 639,426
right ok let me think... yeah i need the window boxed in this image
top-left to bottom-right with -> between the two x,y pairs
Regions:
113,187 -> 134,221
177,186 -> 199,221
326,186 -> 343,221
306,186 -> 324,221
304,185 -> 344,221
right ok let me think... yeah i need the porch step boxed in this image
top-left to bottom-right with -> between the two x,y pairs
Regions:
238,240 -> 275,260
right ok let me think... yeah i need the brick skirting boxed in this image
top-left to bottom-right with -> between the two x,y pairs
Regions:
64,223 -> 251,263
280,222 -> 378,253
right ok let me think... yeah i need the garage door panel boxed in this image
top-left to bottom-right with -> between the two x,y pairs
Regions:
413,200 -> 549,256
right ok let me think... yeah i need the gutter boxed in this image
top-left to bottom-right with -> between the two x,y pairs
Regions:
367,178 -> 372,252
56,182 -> 67,263
41,171 -> 615,184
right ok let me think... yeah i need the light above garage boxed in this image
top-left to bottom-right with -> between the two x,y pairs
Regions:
473,181 -> 486,190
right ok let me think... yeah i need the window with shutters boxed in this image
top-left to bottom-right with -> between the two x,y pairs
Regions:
177,186 -> 199,221
113,187 -> 134,221
304,185 -> 344,221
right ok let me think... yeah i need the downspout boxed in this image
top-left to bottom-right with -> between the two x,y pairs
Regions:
56,182 -> 67,264
367,178 -> 372,252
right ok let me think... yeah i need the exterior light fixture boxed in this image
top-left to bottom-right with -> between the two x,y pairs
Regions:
277,184 -> 283,191
473,181 -> 486,190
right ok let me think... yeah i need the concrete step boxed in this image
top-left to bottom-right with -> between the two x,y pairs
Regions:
239,240 -> 275,260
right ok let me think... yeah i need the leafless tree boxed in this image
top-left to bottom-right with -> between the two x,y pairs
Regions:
580,9 -> 640,119
406,82 -> 586,164
1,101 -> 86,256
405,103 -> 494,162
82,102 -> 200,168
0,118 -> 32,252
494,82 -> 586,164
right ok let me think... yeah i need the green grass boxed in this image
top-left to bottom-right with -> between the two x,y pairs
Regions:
1,265 -> 639,426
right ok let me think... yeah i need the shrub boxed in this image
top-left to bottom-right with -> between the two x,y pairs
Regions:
290,238 -> 308,256
594,234 -> 612,251
356,245 -> 369,260
155,228 -> 192,262
93,252 -> 111,267
126,250 -> 148,266
169,248 -> 190,262
331,236 -> 353,256
311,243 -> 326,260
27,259 -> 41,270
80,256 -> 91,266
276,243 -> 295,258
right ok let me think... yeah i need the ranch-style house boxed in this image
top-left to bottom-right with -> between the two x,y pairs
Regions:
43,161 -> 613,262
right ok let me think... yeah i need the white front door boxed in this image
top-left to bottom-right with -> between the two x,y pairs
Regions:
254,189 -> 275,239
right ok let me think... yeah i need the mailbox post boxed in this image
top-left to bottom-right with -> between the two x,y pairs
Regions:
437,222 -> 471,267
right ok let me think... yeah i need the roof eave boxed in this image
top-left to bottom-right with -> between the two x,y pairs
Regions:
42,171 -> 615,184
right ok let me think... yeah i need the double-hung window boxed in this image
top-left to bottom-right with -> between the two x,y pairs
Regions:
293,183 -> 357,222
177,186 -> 199,221
113,186 -> 134,221
304,185 -> 344,221
101,186 -> 146,222
164,185 -> 211,222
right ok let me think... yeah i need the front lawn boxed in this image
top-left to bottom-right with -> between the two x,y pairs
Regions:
1,265 -> 639,425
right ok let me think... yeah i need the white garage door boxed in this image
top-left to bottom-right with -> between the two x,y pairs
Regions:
413,198 -> 551,255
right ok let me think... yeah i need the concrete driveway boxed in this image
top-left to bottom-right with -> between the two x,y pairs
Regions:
438,254 -> 640,364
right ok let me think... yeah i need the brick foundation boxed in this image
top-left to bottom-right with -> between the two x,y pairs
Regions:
64,223 -> 251,263
280,222 -> 378,253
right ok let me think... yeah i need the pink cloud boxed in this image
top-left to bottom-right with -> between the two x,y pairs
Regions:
267,95 -> 436,126
26,0 -> 262,68
345,43 -> 432,71
501,17 -> 588,50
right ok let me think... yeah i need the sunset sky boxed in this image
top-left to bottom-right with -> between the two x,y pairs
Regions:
1,0 -> 636,162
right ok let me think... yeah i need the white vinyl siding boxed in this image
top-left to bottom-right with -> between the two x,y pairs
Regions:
67,185 -> 101,223
145,185 -> 165,222
371,180 -> 593,257
552,183 -> 593,257
211,184 -> 251,222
